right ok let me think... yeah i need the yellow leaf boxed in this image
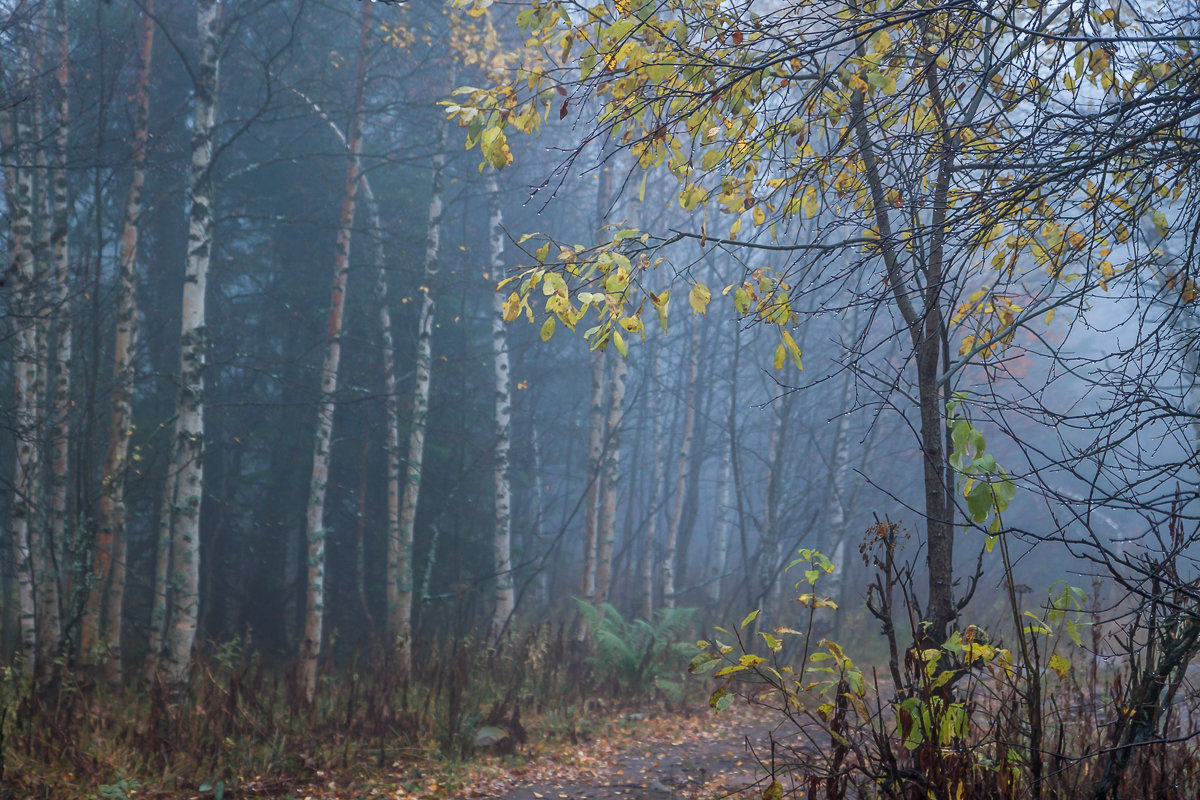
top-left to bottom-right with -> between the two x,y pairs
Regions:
540,316 -> 556,341
802,185 -> 819,218
752,205 -> 766,226
1152,209 -> 1170,238
781,330 -> 803,369
773,342 -> 786,370
1044,309 -> 1055,325
612,328 -> 627,356
1048,653 -> 1071,679
689,283 -> 711,314
502,292 -> 522,322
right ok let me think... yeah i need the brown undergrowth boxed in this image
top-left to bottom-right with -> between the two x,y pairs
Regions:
0,620 -> 703,800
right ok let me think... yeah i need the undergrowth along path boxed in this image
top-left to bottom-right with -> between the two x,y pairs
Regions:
460,705 -> 774,800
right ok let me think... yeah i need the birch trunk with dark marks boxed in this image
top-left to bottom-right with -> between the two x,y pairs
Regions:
284,81 -> 405,663
395,115 -> 448,671
3,17 -> 43,672
580,352 -> 605,609
40,0 -> 73,678
144,448 -> 176,682
162,0 -> 220,689
299,1 -> 371,705
640,340 -> 665,619
88,0 -> 152,685
29,12 -> 62,679
580,148 -> 616,622
487,174 -> 515,641
593,351 -> 626,611
664,315 -> 699,609
370,166 -> 406,663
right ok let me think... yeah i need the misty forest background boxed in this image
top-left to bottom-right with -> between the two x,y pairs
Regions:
4,0 -> 1200,798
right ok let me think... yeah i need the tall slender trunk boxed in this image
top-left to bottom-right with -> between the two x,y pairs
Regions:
664,315 -> 700,609
759,399 -> 790,618
143,455 -> 175,682
370,170 -> 405,662
580,353 -> 605,606
42,0 -> 73,678
162,0 -> 221,690
4,22 -> 43,671
594,355 -> 626,611
706,439 -> 732,606
581,149 -> 616,618
487,174 -> 515,640
531,422 -> 549,606
394,113 -> 448,671
641,340 -> 665,619
851,83 -> 955,639
299,1 -> 371,705
89,0 -> 153,685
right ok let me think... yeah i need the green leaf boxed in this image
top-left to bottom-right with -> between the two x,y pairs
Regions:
740,608 -> 760,629
734,286 -> 751,315
763,780 -> 783,800
966,481 -> 992,522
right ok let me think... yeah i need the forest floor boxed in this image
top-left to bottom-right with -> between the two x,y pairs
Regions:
451,704 -> 775,800
163,703 -> 780,800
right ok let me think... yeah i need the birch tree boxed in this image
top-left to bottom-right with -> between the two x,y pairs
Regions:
161,0 -> 221,689
663,315 -> 699,610
88,0 -> 154,686
393,112 -> 449,671
299,0 -> 372,705
2,6 -> 46,674
487,173 -> 515,641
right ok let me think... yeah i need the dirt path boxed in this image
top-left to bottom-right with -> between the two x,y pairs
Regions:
460,707 -> 777,800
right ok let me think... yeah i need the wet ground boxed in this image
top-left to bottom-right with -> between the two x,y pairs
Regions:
461,708 -> 776,800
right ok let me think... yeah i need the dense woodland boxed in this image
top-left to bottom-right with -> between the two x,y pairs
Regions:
4,0 -> 1200,798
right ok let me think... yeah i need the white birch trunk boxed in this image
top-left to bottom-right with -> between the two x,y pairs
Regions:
93,0 -> 152,685
594,354 -> 626,610
162,0 -> 220,689
4,31 -> 42,670
39,0 -> 72,676
487,174 -> 515,640
760,401 -> 789,618
394,116 -> 448,671
371,177 -> 405,662
580,352 -> 605,606
299,1 -> 371,705
706,441 -> 732,606
144,459 -> 175,683
641,341 -> 665,619
664,316 -> 700,609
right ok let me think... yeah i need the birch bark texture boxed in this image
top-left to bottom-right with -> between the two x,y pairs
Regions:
487,173 -> 515,641
3,12 -> 44,673
161,0 -> 221,689
663,315 -> 700,609
394,112 -> 449,670
42,0 -> 72,678
91,0 -> 154,685
299,0 -> 371,705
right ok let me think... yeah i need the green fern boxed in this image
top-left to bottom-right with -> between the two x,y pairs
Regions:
575,601 -> 695,700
